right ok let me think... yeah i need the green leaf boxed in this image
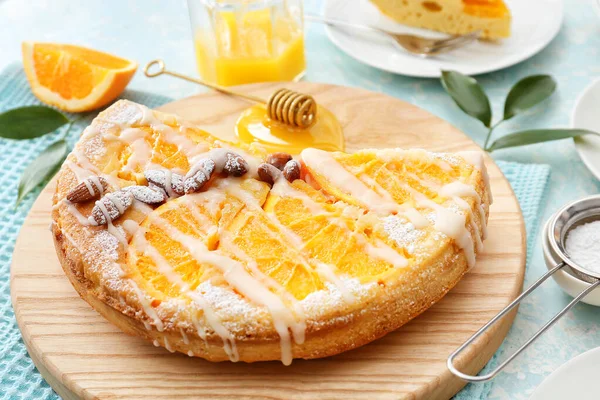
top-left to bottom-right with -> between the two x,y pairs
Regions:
16,140 -> 69,205
0,106 -> 69,140
503,75 -> 557,120
441,70 -> 492,128
487,129 -> 599,152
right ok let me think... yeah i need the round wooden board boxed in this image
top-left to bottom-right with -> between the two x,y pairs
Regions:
11,82 -> 526,400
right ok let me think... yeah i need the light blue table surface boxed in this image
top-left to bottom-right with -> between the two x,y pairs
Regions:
1,0 -> 600,398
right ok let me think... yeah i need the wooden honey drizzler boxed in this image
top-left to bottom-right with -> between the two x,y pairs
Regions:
144,59 -> 317,129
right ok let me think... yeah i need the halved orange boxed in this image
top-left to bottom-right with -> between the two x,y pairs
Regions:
22,42 -> 137,112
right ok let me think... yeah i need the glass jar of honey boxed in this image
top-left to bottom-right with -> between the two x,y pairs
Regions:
187,0 -> 306,87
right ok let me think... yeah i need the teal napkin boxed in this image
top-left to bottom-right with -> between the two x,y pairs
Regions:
0,64 -> 550,400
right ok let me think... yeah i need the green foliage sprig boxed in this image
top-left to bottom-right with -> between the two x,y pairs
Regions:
0,105 -> 80,205
440,70 -> 598,152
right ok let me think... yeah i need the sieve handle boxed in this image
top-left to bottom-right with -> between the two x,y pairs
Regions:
447,262 -> 600,382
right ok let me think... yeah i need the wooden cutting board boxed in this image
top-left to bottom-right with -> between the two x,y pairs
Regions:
11,82 -> 526,400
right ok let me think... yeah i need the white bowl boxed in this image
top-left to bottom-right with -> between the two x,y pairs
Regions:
542,220 -> 600,306
530,347 -> 600,400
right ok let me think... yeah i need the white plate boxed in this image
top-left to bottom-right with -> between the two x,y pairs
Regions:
530,347 -> 600,400
572,78 -> 600,181
322,0 -> 564,78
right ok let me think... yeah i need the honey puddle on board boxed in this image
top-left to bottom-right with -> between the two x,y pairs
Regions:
235,104 -> 344,154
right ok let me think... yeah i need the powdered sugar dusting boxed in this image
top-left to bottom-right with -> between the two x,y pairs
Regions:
382,215 -> 425,254
437,153 -> 462,166
95,230 -> 120,261
102,101 -> 143,125
566,221 -> 600,273
124,185 -> 167,204
197,281 -> 264,323
82,134 -> 107,160
302,278 -> 375,321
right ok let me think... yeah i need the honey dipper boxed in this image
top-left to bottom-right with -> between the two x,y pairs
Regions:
144,60 -> 317,129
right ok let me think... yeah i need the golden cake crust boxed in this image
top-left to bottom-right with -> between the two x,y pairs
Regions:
51,100 -> 490,363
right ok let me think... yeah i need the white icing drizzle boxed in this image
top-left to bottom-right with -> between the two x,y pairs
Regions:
268,178 -> 408,273
187,148 -> 230,178
478,204 -> 488,240
359,173 -> 397,205
138,106 -> 155,125
452,196 -> 484,253
401,207 -> 429,229
406,170 -> 486,255
105,193 -> 127,214
456,151 -> 493,204
73,148 -> 103,177
64,159 -> 93,181
187,188 -> 320,340
179,197 -> 215,237
301,148 -> 398,214
164,336 -> 175,353
364,239 -> 409,268
150,213 -> 304,365
163,169 -> 176,198
124,137 -> 153,172
192,310 -> 209,344
154,123 -> 207,161
180,328 -> 190,345
108,223 -> 127,248
270,179 -> 324,216
187,350 -> 194,357
129,278 -> 165,332
122,219 -> 140,237
83,179 -> 95,196
376,148 -> 452,172
439,181 -> 486,248
84,176 -> 104,196
439,181 -> 479,200
410,188 -> 476,269
91,199 -> 128,247
382,167 -> 479,267
325,148 -> 486,269
302,148 -> 486,269
431,155 -> 453,171
130,225 -> 238,361
225,179 -> 355,302
190,189 -> 226,217
61,200 -> 92,226
359,173 -> 430,228
218,231 -> 309,329
310,260 -> 355,303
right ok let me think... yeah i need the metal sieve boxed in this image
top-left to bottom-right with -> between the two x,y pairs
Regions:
447,194 -> 600,382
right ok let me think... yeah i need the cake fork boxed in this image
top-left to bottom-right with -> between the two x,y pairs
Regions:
305,14 -> 481,56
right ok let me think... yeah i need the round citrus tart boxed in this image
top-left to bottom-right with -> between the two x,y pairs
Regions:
51,100 -> 491,364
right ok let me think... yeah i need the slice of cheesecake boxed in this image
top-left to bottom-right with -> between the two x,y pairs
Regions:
370,0 -> 511,40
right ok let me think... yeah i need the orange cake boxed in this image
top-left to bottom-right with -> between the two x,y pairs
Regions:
51,100 -> 491,364
369,0 -> 511,40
